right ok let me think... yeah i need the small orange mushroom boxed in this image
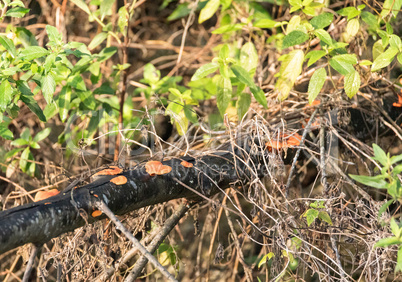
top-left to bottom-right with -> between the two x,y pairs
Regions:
266,133 -> 302,151
308,100 -> 321,107
145,161 -> 172,176
393,94 -> 402,107
110,175 -> 128,185
180,161 -> 193,168
92,210 -> 102,217
34,189 -> 60,202
95,166 -> 123,176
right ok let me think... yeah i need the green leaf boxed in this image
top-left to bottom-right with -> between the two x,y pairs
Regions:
44,102 -> 58,120
253,19 -> 277,28
97,46 -> 117,62
77,91 -> 96,110
58,86 -> 71,122
168,3 -> 191,21
372,40 -> 384,61
0,79 -> 13,112
346,18 -> 359,38
30,141 -> 40,149
199,0 -> 220,24
42,73 -> 56,104
396,246 -> 402,273
237,93 -> 251,120
0,35 -> 17,58
378,199 -> 394,220
349,174 -> 388,189
17,81 -> 46,122
212,23 -> 244,34
381,0 -> 402,18
19,46 -> 49,61
393,164 -> 402,175
372,143 -> 388,166
375,236 -> 401,248
33,128 -> 51,142
310,12 -> 334,29
303,209 -> 319,226
0,123 -> 13,140
305,50 -> 326,67
100,0 -> 116,20
289,0 -> 302,12
10,138 -> 29,146
6,7 -> 30,18
377,30 -> 389,47
371,47 -> 398,72
337,7 -> 360,20
169,88 -> 182,98
9,1 -> 26,8
282,30 -> 309,49
219,44 -> 229,60
46,25 -> 62,43
361,11 -> 378,29
240,42 -> 258,74
69,74 -> 87,91
318,211 -> 333,225
217,76 -> 232,115
231,65 -> 255,87
5,148 -> 24,160
191,63 -> 219,81
143,63 -> 160,85
308,67 -> 326,104
250,87 -> 267,108
258,252 -> 275,268
359,60 -> 372,66
19,94 -> 46,122
390,154 -> 402,165
276,50 -> 304,100
19,147 -> 30,172
88,32 -> 108,50
314,29 -> 333,46
286,15 -> 301,33
184,106 -> 198,124
390,35 -> 402,50
70,0 -> 91,15
329,54 -> 357,75
344,70 -> 360,98
118,6 -> 128,32
390,218 -> 401,237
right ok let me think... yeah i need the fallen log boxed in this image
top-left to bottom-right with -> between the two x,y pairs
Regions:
0,143 -> 263,254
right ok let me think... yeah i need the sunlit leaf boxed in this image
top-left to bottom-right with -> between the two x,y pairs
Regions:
0,35 -> 17,58
191,63 -> 219,81
308,67 -> 326,104
371,47 -> 398,72
282,30 -> 309,49
88,32 -> 108,50
0,79 -> 13,112
19,46 -> 49,61
276,50 -> 304,100
217,76 -> 232,115
346,18 -> 359,37
344,70 -> 360,98
349,174 -> 388,189
33,128 -> 51,142
42,73 -> 56,104
240,42 -> 258,74
199,0 -> 220,23
310,12 -> 333,29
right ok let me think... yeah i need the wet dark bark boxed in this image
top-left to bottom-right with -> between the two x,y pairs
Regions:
0,144 -> 262,254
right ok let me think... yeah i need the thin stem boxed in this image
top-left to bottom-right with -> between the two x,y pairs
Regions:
95,200 -> 178,282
